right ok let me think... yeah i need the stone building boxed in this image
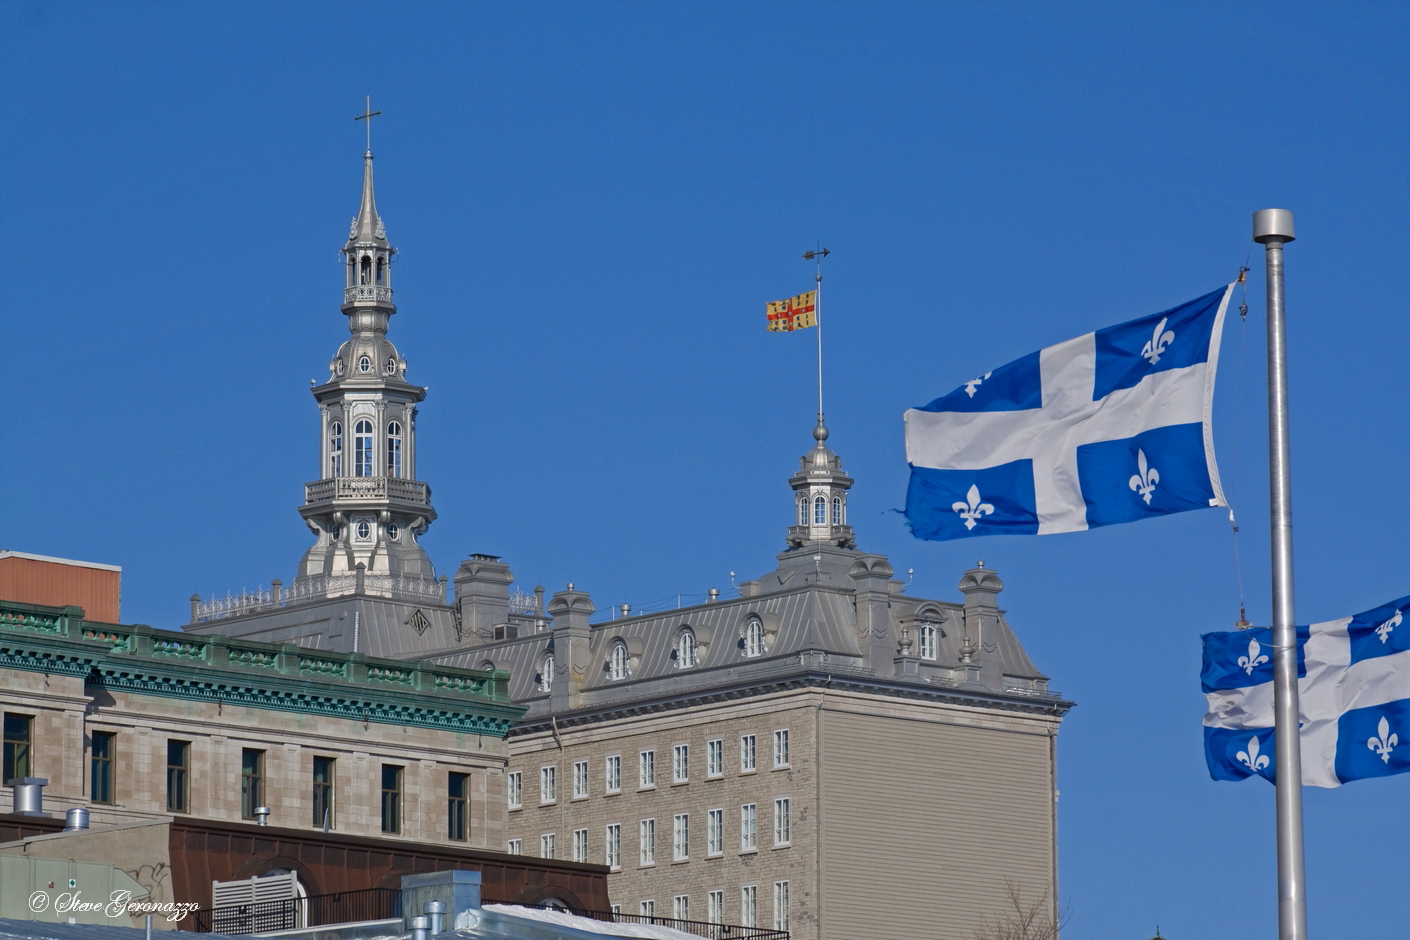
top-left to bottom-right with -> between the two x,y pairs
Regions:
0,596 -> 611,918
172,143 -> 1074,940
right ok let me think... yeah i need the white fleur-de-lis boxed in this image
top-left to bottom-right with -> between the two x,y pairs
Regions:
1128,449 -> 1160,504
1367,716 -> 1399,764
1237,735 -> 1270,772
1141,317 -> 1176,365
1374,610 -> 1401,644
951,484 -> 995,530
1237,638 -> 1270,675
963,372 -> 992,398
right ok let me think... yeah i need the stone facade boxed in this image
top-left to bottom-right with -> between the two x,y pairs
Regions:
0,600 -> 519,851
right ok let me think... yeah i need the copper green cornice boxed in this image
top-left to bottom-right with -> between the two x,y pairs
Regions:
0,599 -> 524,737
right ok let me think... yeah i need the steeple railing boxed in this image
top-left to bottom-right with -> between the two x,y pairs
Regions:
344,285 -> 393,305
305,477 -> 429,505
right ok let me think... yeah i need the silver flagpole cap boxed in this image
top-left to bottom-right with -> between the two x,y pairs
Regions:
1252,208 -> 1296,243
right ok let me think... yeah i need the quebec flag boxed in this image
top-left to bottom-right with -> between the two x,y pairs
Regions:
1203,594 -> 1410,787
903,285 -> 1234,540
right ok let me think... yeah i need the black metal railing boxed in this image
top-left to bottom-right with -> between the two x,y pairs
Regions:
530,903 -> 789,940
185,887 -> 400,933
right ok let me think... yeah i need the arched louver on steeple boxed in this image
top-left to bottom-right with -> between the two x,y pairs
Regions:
354,420 -> 374,477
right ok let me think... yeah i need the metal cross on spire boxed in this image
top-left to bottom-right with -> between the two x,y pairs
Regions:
355,96 -> 382,152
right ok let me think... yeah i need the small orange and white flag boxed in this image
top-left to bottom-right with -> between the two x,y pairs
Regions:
765,290 -> 818,332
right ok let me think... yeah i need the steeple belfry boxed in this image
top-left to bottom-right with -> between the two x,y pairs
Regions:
785,420 -> 856,550
290,144 -> 441,603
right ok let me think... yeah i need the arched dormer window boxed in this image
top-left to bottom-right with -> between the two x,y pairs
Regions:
832,496 -> 842,526
743,618 -> 765,658
538,654 -> 554,693
354,420 -> 374,477
479,660 -> 495,673
386,421 -> 403,478
608,641 -> 629,681
329,421 -> 343,477
918,623 -> 938,660
676,630 -> 697,669
813,495 -> 826,525
359,255 -> 372,285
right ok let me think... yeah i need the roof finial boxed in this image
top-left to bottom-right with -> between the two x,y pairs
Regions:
355,96 -> 381,154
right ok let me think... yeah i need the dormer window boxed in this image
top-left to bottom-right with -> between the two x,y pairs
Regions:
918,623 -> 938,660
676,630 -> 697,669
813,496 -> 826,526
832,496 -> 843,526
354,420 -> 374,477
358,355 -> 372,373
743,618 -> 765,658
329,421 -> 343,477
608,641 -> 630,681
539,654 -> 554,693
386,421 -> 403,478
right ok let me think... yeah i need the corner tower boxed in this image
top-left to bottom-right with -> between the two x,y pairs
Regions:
292,148 -> 441,601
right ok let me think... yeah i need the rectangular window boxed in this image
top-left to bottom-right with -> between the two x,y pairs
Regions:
540,765 -> 556,803
774,798 -> 791,845
507,838 -> 522,855
605,755 -> 621,793
707,808 -> 723,856
381,764 -> 403,833
605,823 -> 621,870
707,890 -> 723,925
573,760 -> 589,799
707,739 -> 723,777
3,714 -> 33,782
313,756 -> 335,829
573,827 -> 589,863
240,749 -> 264,819
739,734 -> 756,773
672,744 -> 688,783
507,770 -> 522,809
540,832 -> 556,859
167,740 -> 189,813
773,729 -> 790,768
639,750 -> 655,788
740,803 -> 756,851
448,771 -> 469,841
673,895 -> 689,921
673,813 -> 689,860
640,900 -> 655,917
610,904 -> 621,916
90,732 -> 115,805
740,885 -> 758,928
639,818 -> 655,865
773,881 -> 790,931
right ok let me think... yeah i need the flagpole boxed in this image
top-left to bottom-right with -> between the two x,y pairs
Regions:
803,248 -> 829,426
1254,208 -> 1306,940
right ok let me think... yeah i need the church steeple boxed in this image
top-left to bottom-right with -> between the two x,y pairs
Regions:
290,144 -> 441,602
785,420 -> 855,550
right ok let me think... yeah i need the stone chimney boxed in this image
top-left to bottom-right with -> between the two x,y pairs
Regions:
547,584 -> 595,710
454,554 -> 514,642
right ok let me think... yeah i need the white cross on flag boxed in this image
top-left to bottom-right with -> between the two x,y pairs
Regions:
903,284 -> 1234,540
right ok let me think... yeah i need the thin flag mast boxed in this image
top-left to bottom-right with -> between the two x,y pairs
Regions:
1253,208 -> 1306,940
803,248 -> 830,426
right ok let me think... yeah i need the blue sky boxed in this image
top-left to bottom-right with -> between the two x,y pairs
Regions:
4,3 -> 1407,936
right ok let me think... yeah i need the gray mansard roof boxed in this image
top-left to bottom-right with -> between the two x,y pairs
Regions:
409,545 -> 1066,728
